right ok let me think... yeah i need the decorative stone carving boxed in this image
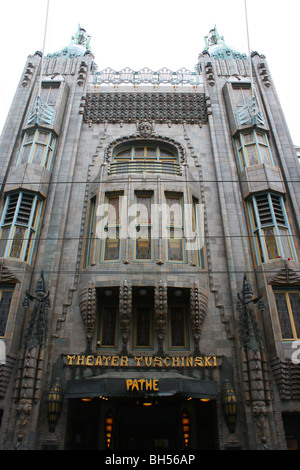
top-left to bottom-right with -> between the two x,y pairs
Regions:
0,259 -> 19,284
21,62 -> 35,87
79,285 -> 97,353
204,62 -> 215,86
257,62 -> 271,87
237,274 -> 271,449
14,272 -> 50,445
270,261 -> 300,286
154,281 -> 168,355
271,357 -> 300,400
119,281 -> 132,355
82,92 -> 208,125
138,121 -> 153,138
190,282 -> 208,355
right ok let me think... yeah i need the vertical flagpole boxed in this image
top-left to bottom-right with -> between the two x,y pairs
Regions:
244,0 -> 254,96
38,0 -> 50,98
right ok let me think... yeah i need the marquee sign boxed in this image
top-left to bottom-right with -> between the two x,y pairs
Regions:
65,354 -> 219,369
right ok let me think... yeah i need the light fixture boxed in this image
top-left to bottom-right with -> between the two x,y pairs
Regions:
81,397 -> 93,402
174,289 -> 182,297
181,411 -> 191,448
47,378 -> 63,432
139,288 -> 147,296
200,398 -> 211,402
221,379 -> 237,434
105,411 -> 113,449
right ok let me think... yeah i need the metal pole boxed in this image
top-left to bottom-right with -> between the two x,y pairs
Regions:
38,0 -> 50,98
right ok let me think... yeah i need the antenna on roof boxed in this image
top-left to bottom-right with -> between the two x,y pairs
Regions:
38,0 -> 50,97
244,0 -> 254,97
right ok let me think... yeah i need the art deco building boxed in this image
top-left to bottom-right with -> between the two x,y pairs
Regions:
0,26 -> 299,450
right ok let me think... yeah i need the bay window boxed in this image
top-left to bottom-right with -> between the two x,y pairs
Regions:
0,192 -> 43,263
17,130 -> 56,169
247,193 -> 297,264
274,290 -> 300,340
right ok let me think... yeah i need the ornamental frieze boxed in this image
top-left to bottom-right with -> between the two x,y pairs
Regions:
81,92 -> 209,124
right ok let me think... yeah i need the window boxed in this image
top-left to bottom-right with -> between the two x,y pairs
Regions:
233,84 -> 265,127
274,290 -> 300,340
247,193 -> 297,264
110,144 -> 180,175
236,131 -> 273,170
97,288 -> 118,348
0,192 -> 43,263
17,130 -> 56,169
40,83 -> 60,106
233,85 -> 252,109
134,306 -> 152,348
86,197 -> 96,267
165,194 -> 185,262
102,194 -> 122,262
168,288 -> 189,349
133,287 -> 154,349
0,286 -> 14,337
192,197 -> 203,267
134,194 -> 153,261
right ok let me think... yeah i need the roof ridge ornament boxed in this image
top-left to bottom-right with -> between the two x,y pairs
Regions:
71,25 -> 91,50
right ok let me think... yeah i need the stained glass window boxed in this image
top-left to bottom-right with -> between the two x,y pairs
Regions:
169,305 -> 186,348
0,288 -> 13,337
100,305 -> 117,347
18,130 -> 56,169
165,195 -> 184,262
235,130 -> 273,170
103,195 -> 121,261
134,306 -> 152,347
274,291 -> 300,340
135,195 -> 152,261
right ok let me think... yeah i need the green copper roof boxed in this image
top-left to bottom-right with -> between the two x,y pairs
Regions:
204,26 -> 247,60
47,25 -> 91,58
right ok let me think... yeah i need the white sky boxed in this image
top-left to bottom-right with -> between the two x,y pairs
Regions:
1,0 -> 299,145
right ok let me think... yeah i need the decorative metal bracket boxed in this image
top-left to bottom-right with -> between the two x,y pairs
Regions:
236,96 -> 265,127
27,95 -> 56,127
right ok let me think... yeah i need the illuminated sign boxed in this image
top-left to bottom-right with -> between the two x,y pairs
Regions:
65,354 -> 218,368
126,378 -> 159,391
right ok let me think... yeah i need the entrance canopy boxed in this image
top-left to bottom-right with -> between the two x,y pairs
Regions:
66,372 -> 218,400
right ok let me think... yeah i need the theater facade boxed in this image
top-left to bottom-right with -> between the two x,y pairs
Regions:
0,26 -> 299,450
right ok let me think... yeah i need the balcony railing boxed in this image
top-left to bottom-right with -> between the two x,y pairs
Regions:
108,161 -> 182,176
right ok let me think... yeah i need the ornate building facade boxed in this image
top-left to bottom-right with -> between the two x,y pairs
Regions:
0,26 -> 299,450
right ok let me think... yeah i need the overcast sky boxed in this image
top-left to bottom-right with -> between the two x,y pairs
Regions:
1,0 -> 299,145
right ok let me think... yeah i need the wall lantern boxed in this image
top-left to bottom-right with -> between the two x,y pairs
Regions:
221,379 -> 237,433
47,377 -> 63,432
105,411 -> 114,449
181,411 -> 191,448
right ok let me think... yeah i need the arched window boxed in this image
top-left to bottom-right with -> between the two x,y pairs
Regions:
109,143 -> 181,175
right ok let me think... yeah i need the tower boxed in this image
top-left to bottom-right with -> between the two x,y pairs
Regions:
0,25 -> 299,450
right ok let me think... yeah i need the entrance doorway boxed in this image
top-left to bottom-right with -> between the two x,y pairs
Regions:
117,400 -> 179,450
65,397 -> 219,450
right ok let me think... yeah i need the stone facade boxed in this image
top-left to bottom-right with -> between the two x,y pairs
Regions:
0,27 -> 299,450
